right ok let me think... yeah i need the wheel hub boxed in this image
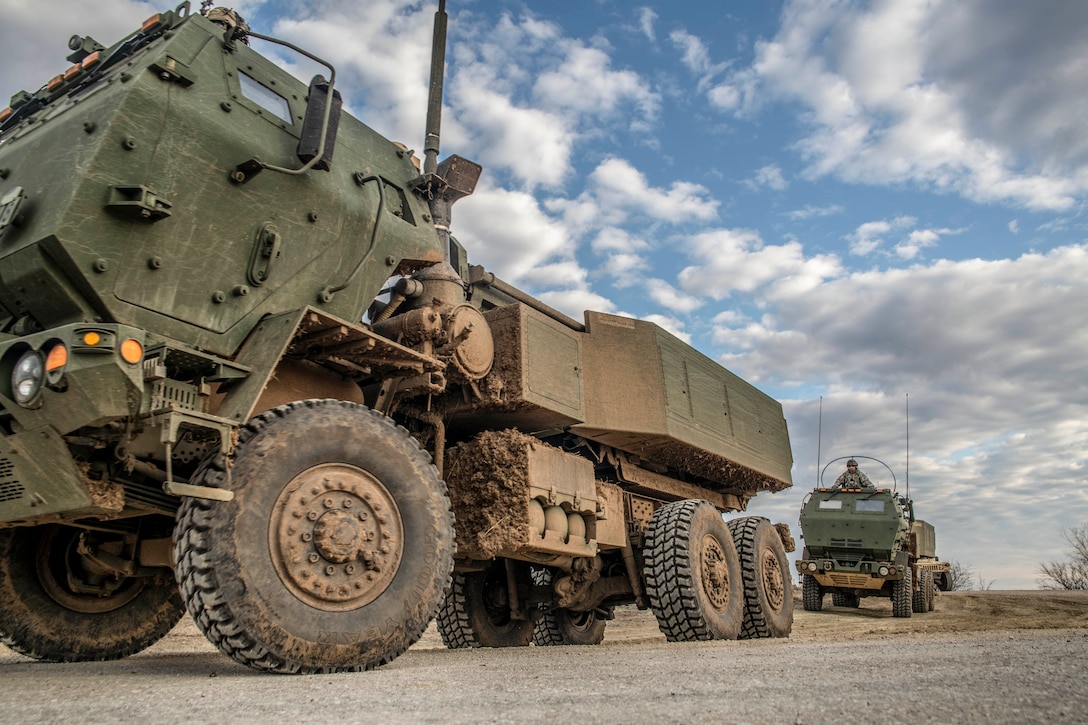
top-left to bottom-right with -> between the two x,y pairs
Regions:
270,464 -> 403,611
761,548 -> 785,611
700,535 -> 731,610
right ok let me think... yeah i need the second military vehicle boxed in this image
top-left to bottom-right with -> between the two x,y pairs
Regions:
796,456 -> 949,617
0,3 -> 795,672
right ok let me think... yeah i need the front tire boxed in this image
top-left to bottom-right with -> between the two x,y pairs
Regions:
644,499 -> 744,641
0,525 -> 183,662
173,400 -> 454,673
802,574 -> 823,611
892,567 -> 913,618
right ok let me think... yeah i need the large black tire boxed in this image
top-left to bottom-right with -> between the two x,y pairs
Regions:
831,592 -> 861,608
802,574 -> 823,611
927,572 -> 937,611
644,499 -> 744,641
0,525 -> 184,662
437,559 -> 536,648
892,567 -> 913,618
728,517 -> 793,639
530,568 -> 608,646
913,569 -> 931,614
173,400 -> 454,673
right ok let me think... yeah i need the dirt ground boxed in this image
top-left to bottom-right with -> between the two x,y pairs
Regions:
2,590 -> 1087,724
407,587 -> 1088,649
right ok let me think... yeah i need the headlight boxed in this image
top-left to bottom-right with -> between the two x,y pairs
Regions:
806,561 -> 817,572
12,350 -> 44,406
878,565 -> 890,576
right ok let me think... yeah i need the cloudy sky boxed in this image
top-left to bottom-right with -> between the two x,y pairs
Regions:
3,0 -> 1087,589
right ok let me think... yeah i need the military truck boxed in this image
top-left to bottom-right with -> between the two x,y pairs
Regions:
795,457 -> 949,617
0,3 -> 795,673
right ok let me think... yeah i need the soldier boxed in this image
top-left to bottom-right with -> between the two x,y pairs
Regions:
833,459 -> 874,490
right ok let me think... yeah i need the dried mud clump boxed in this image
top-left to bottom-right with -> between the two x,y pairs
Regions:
645,440 -> 789,495
444,429 -> 535,559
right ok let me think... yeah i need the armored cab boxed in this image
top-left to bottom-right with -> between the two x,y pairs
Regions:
0,3 -> 795,673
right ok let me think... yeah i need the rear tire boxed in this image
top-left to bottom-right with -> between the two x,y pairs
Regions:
802,574 -> 823,611
892,567 -> 913,618
173,400 -> 454,673
831,592 -> 860,608
0,525 -> 183,662
728,516 -> 793,638
913,570 -> 931,613
437,559 -> 536,648
644,500 -> 743,641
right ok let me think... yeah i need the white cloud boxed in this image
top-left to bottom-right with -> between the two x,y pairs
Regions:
637,7 -> 658,44
644,278 -> 703,314
454,185 -> 573,284
601,253 -> 650,288
787,203 -> 845,220
678,227 -> 842,300
1008,219 -> 1020,234
848,216 -> 916,256
588,158 -> 719,223
748,164 -> 789,191
728,0 -> 1088,210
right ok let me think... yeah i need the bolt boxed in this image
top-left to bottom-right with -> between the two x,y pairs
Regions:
220,101 -> 233,112
301,532 -> 312,542
358,512 -> 368,521
308,553 -> 320,563
324,498 -> 334,509
325,566 -> 336,576
307,511 -> 318,521
311,487 -> 321,495
122,137 -> 137,150
287,526 -> 297,536
308,211 -> 319,222
343,499 -> 354,509
211,291 -> 225,303
345,564 -> 355,575
147,256 -> 163,270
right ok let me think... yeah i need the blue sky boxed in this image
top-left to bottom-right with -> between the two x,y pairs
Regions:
3,0 -> 1087,589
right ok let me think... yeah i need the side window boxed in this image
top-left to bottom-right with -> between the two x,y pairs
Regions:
855,499 -> 886,513
238,72 -> 292,123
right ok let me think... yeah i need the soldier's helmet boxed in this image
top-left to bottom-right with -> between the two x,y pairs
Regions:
847,459 -> 858,467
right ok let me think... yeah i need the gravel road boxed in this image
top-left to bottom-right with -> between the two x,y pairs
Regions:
2,591 -> 1086,724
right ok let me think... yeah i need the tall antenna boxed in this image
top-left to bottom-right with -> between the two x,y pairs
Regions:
422,0 -> 448,177
905,392 -> 910,499
816,396 -> 823,486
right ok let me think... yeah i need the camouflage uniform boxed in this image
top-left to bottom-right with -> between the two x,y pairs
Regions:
833,468 -> 874,490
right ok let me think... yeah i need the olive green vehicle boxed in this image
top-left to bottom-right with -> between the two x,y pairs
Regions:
796,457 -> 950,617
0,3 -> 795,673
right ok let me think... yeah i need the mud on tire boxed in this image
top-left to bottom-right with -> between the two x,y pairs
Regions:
644,499 -> 744,641
728,516 -> 793,639
173,400 -> 454,673
0,525 -> 184,662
